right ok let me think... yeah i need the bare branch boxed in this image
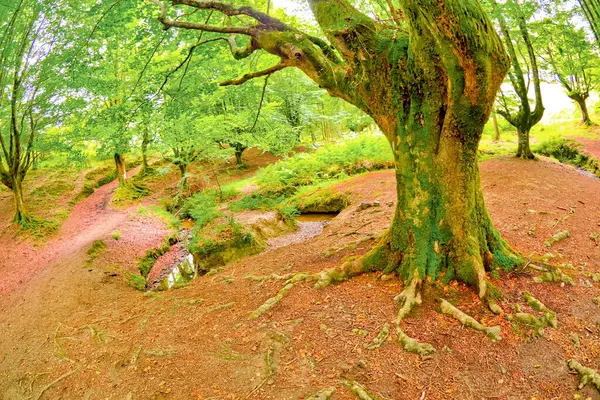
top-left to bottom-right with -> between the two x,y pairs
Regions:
219,61 -> 289,86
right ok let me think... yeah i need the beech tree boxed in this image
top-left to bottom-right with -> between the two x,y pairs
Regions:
0,1 -> 70,224
540,11 -> 598,126
489,0 -> 544,159
149,0 -> 518,353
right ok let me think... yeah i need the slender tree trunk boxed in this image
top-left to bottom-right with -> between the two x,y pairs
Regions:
492,107 -> 501,141
114,153 -> 127,186
141,129 -> 150,173
178,163 -> 187,179
516,128 -> 535,159
12,176 -> 26,224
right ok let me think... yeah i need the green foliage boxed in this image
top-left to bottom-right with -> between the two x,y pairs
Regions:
255,134 -> 392,194
182,191 -> 222,228
112,231 -> 121,240
126,273 -> 147,292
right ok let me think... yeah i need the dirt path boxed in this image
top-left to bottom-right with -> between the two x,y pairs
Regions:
1,157 -> 600,399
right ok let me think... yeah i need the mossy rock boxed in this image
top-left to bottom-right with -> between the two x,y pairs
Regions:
293,188 -> 351,213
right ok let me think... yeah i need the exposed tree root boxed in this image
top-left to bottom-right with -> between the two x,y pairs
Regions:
364,323 -> 390,350
33,368 -> 79,400
249,256 -> 378,320
504,292 -> 557,337
248,273 -> 314,320
533,269 -> 575,285
340,379 -> 378,400
438,299 -> 502,341
306,387 -> 336,400
523,291 -> 557,328
568,359 -> 600,392
397,326 -> 436,357
392,274 -> 435,356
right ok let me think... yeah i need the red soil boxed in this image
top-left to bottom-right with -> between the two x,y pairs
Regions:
0,156 -> 600,399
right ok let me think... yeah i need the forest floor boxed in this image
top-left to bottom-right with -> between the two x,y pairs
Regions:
1,148 -> 600,399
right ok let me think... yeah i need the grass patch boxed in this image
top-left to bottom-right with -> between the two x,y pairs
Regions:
86,239 -> 107,265
111,230 -> 121,240
138,205 -> 181,230
18,215 -> 60,240
137,235 -> 178,278
535,139 -> 600,177
111,182 -> 150,204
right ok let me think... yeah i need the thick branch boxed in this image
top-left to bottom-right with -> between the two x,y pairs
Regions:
220,62 -> 288,86
173,0 -> 290,31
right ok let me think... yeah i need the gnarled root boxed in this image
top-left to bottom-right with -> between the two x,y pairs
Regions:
394,274 -> 435,356
438,299 -> 502,341
364,323 -> 390,350
340,379 -> 377,400
523,291 -> 557,328
306,387 -> 336,400
249,256 -> 382,320
533,269 -> 575,285
397,326 -> 435,357
505,292 -> 557,337
249,273 -> 314,320
568,359 -> 600,392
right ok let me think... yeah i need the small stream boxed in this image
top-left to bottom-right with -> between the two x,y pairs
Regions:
153,212 -> 338,290
266,212 -> 337,251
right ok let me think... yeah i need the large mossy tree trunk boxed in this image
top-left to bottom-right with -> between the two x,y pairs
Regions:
155,0 -> 517,299
516,128 -> 535,159
571,94 -> 593,126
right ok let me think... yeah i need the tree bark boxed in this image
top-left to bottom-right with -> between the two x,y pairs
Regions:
492,107 -> 501,141
516,128 -> 535,159
234,145 -> 246,167
114,153 -> 127,186
572,95 -> 593,126
153,0 -> 517,299
178,163 -> 187,179
141,129 -> 150,173
11,176 -> 26,224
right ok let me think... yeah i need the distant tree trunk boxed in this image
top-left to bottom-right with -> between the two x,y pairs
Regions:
516,128 -> 535,159
233,143 -> 247,167
571,94 -> 593,126
141,128 -> 150,173
492,107 -> 501,141
114,153 -> 127,186
178,163 -> 187,178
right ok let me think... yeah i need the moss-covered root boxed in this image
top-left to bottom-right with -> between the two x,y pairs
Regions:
523,291 -> 557,328
340,379 -> 378,400
306,387 -> 336,400
248,273 -> 314,320
249,256 -> 381,320
438,299 -> 502,341
314,255 -> 381,289
505,307 -> 548,337
397,326 -> 435,357
394,275 -> 422,322
364,323 -> 390,350
533,269 -> 575,285
568,359 -> 600,392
